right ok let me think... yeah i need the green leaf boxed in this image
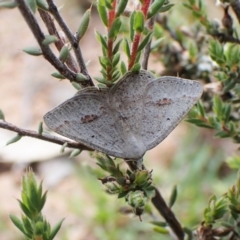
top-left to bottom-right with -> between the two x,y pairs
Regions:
60,142 -> 68,153
150,221 -> 167,227
215,131 -> 230,138
133,11 -> 144,33
135,51 -> 141,63
120,61 -> 127,75
122,39 -> 131,59
69,149 -> 81,158
147,0 -> 165,19
213,95 -> 223,119
153,226 -> 169,234
39,191 -> 48,211
29,180 -> 40,210
118,191 -> 128,198
0,109 -> 5,120
169,185 -> 177,208
77,8 -> 91,40
223,104 -> 231,122
38,122 -> 43,135
138,32 -> 153,52
9,214 -> 26,235
223,79 -> 236,93
108,17 -> 122,39
51,72 -> 66,80
150,38 -> 164,51
23,47 -> 42,56
130,11 -> 136,42
116,0 -> 128,17
104,0 -> 113,9
226,155 -> 240,169
6,134 -> 22,146
17,200 -> 32,219
112,52 -> 120,67
112,71 -> 121,82
42,35 -> 58,46
159,3 -> 174,12
130,63 -> 141,72
59,46 -> 70,63
37,181 -> 43,199
25,0 -> 37,13
35,221 -> 44,235
97,3 -> 108,27
36,0 -> 49,11
183,3 -> 192,10
49,218 -> 65,240
113,39 -> 122,55
0,1 -> 18,8
21,215 -> 33,236
76,73 -> 87,82
95,31 -> 108,49
99,56 -> 111,67
197,101 -> 205,118
186,119 -> 213,129
71,82 -> 81,90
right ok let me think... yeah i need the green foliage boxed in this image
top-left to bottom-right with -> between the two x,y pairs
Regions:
96,154 -> 155,215
23,47 -> 42,56
42,35 -> 59,46
59,46 -> 71,63
147,0 -> 167,19
77,8 -> 91,41
0,1 -> 18,8
6,134 -> 22,146
10,170 -> 64,239
36,0 -> 49,11
0,109 -> 5,120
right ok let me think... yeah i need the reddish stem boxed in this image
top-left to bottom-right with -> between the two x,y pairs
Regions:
108,0 -> 117,30
128,0 -> 152,70
128,33 -> 141,70
141,0 -> 152,18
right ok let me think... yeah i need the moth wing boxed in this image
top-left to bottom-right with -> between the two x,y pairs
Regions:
141,77 -> 203,150
44,88 -> 131,158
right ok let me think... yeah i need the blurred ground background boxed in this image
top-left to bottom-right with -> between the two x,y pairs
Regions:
0,0 -> 239,239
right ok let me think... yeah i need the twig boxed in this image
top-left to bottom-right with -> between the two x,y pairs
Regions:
231,0 -> 240,23
155,14 -> 186,51
212,32 -> 240,43
46,0 -> 93,86
38,9 -> 79,73
0,121 -> 92,151
151,188 -> 184,240
126,162 -> 184,240
16,0 -> 78,82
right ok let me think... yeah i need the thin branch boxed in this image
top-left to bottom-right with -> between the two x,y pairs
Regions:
0,121 -> 92,151
46,0 -> 94,86
155,14 -> 186,51
231,0 -> 240,23
38,9 -> 79,73
16,0 -> 78,82
151,188 -> 184,240
212,32 -> 240,43
126,162 -> 184,240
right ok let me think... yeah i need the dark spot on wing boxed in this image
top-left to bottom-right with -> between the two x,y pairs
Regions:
156,98 -> 172,106
81,114 -> 98,123
167,118 -> 170,121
